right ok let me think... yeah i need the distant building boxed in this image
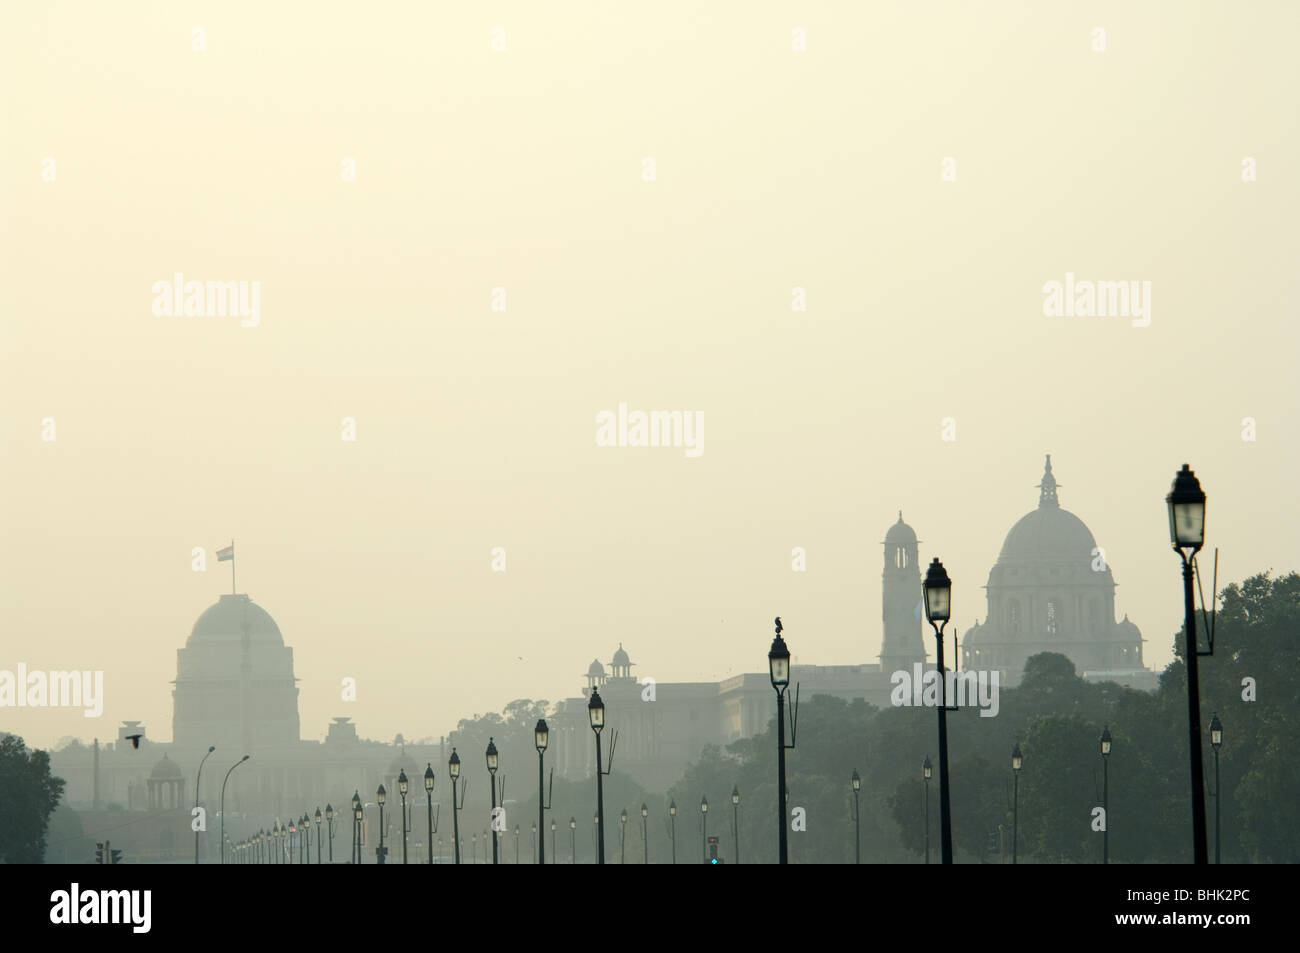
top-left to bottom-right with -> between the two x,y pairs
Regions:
961,456 -> 1155,689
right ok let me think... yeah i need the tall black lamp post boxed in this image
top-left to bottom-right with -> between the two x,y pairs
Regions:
1100,726 -> 1112,864
850,770 -> 861,864
769,617 -> 796,865
486,738 -> 500,865
699,796 -> 708,864
668,799 -> 677,865
569,816 -> 576,864
1168,463 -> 1210,864
923,557 -> 954,864
731,786 -> 741,864
640,803 -> 649,864
424,764 -> 436,864
448,748 -> 462,864
550,819 -> 556,864
923,756 -> 932,865
535,719 -> 552,865
588,687 -> 612,864
351,791 -> 361,864
1011,744 -> 1022,865
398,769 -> 409,864
325,804 -> 334,863
1209,714 -> 1223,864
619,808 -> 628,863
376,783 -> 387,865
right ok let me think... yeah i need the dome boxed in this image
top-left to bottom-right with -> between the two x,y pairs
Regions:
996,456 -> 1097,564
587,659 -> 605,677
612,643 -> 631,667
188,593 -> 284,647
884,512 -> 917,546
150,754 -> 183,780
1115,614 -> 1141,637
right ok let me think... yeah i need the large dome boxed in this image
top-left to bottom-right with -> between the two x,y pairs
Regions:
188,593 -> 284,646
996,455 -> 1097,565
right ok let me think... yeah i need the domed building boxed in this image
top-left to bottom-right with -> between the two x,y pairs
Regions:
172,592 -> 300,751
961,456 -> 1146,682
881,513 -> 927,674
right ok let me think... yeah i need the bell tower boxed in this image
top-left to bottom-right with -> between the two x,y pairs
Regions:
881,512 -> 926,674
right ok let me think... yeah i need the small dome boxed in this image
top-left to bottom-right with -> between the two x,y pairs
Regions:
1115,614 -> 1141,637
587,659 -> 605,677
150,754 -> 183,780
612,643 -> 631,667
884,512 -> 917,546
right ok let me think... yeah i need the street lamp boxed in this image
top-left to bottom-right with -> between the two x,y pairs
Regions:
700,795 -> 708,864
486,738 -> 499,865
325,804 -> 335,863
1209,713 -> 1223,864
731,786 -> 741,865
424,764 -> 436,865
550,818 -> 557,864
219,754 -> 249,865
398,769 -> 409,864
619,808 -> 628,863
641,803 -> 649,864
535,719 -> 552,866
588,687 -> 611,865
768,616 -> 797,865
351,791 -> 362,864
194,745 -> 215,864
302,812 -> 311,863
514,823 -> 520,864
1011,744 -> 1022,864
923,557 -> 955,864
449,747 -> 462,865
569,816 -> 576,864
923,756 -> 932,865
531,821 -> 537,864
850,770 -> 861,864
1100,726 -> 1112,864
377,783 -> 387,865
1168,463 -> 1210,865
668,799 -> 677,865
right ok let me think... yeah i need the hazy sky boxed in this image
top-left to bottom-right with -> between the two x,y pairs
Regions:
3,2 -> 1298,750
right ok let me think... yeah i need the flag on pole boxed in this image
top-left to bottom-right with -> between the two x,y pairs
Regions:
217,545 -> 234,562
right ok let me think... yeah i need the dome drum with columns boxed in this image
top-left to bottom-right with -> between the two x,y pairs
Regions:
961,456 -> 1146,680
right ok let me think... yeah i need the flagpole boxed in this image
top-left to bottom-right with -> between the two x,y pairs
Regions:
231,538 -> 236,595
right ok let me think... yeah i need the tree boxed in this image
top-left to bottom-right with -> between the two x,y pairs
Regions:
0,734 -> 66,863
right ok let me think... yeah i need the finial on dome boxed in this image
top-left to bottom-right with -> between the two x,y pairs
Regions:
898,510 -> 903,522
1038,454 -> 1060,508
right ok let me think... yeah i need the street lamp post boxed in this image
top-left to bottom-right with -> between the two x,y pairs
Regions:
1011,744 -> 1023,865
514,824 -> 520,863
1101,726 -> 1112,864
700,796 -> 708,864
194,745 -> 215,864
1210,714 -> 1223,864
731,786 -> 741,865
219,755 -> 249,865
302,812 -> 311,863
531,822 -> 537,864
325,804 -> 335,863
850,770 -> 861,864
550,819 -> 556,864
486,738 -> 499,865
535,719 -> 552,865
769,617 -> 797,865
424,764 -> 436,864
569,816 -> 576,864
351,791 -> 361,864
588,687 -> 614,865
449,748 -> 462,864
377,783 -> 387,865
619,809 -> 628,864
398,769 -> 409,864
641,803 -> 649,864
668,799 -> 677,865
923,756 -> 932,865
1168,463 -> 1210,864
923,557 -> 955,864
